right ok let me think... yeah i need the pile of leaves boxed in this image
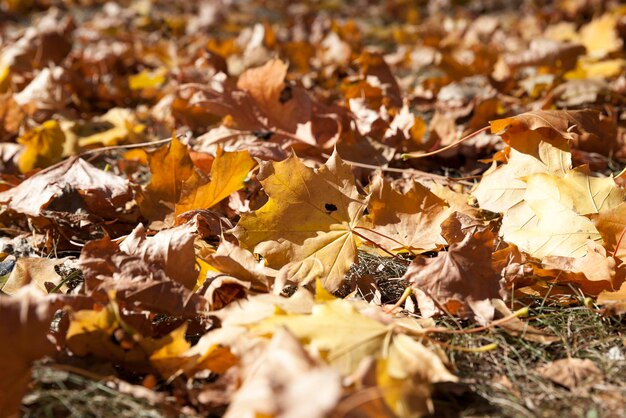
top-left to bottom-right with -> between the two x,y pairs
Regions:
1,0 -> 626,416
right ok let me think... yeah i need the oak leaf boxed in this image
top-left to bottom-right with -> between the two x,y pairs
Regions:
233,151 -> 367,291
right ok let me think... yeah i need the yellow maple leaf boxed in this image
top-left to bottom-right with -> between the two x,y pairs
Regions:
175,147 -> 255,216
128,68 -> 168,91
78,108 -> 146,148
579,13 -> 623,59
254,297 -> 390,375
17,120 -> 65,173
233,151 -> 367,291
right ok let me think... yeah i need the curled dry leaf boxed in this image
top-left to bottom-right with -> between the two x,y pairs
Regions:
120,223 -> 199,290
403,213 -> 504,322
490,109 -> 617,156
0,157 -> 135,222
78,233 -> 206,318
224,328 -> 342,418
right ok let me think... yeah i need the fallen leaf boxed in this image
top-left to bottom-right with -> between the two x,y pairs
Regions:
119,223 -> 199,290
253,297 -> 391,375
78,108 -> 146,147
357,174 -> 450,252
175,147 -> 255,216
579,13 -> 623,58
78,235 -> 207,318
537,358 -> 602,391
224,328 -> 342,418
0,286 -> 57,417
0,157 -> 134,221
1,257 -> 70,295
234,151 -> 367,291
403,214 -> 504,322
597,281 -> 626,314
17,120 -> 65,173
138,137 -> 195,222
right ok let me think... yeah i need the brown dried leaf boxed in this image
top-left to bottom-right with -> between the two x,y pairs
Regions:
357,174 -> 450,252
403,214 -> 504,322
0,286 -> 57,417
537,358 -> 602,391
0,157 -> 134,220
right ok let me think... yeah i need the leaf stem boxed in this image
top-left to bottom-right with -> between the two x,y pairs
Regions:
401,125 -> 490,160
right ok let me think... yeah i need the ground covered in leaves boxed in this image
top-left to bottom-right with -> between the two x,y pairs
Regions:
1,0 -> 626,417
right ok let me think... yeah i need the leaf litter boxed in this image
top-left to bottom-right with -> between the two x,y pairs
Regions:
1,1 -> 626,417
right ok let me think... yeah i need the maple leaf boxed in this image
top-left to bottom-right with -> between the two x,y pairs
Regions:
17,120 -> 65,173
222,286 -> 456,417
0,157 -> 134,222
402,214 -> 504,322
1,256 -> 71,295
138,137 -> 195,222
490,109 -> 617,157
254,296 -> 391,375
78,234 -> 207,317
500,196 -> 602,259
0,286 -> 58,417
473,148 -> 556,213
356,174 -> 450,252
233,151 -> 367,291
175,147 -> 255,216
78,108 -> 146,147
541,241 -> 616,295
224,329 -> 342,418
